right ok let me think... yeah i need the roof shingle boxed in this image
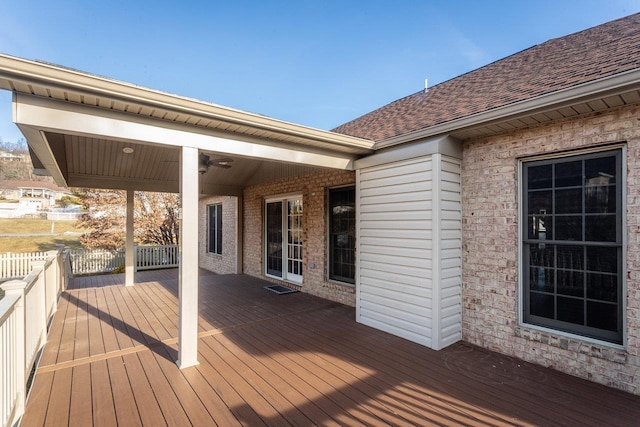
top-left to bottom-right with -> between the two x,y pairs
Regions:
333,13 -> 640,142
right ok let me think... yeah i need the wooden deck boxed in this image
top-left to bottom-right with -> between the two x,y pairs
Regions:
22,269 -> 640,426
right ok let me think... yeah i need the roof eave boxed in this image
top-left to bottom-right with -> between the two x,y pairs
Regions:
374,68 -> 640,149
0,54 -> 375,153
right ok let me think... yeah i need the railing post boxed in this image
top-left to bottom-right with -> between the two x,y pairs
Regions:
30,260 -> 48,339
134,244 -> 138,273
46,250 -> 60,322
1,279 -> 28,423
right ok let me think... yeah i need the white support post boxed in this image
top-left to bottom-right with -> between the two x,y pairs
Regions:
177,146 -> 200,368
125,189 -> 135,286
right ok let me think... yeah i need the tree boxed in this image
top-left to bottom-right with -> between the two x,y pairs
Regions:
76,189 -> 180,250
135,192 -> 180,246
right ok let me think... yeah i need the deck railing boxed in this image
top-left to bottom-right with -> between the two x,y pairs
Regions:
0,247 -> 69,427
135,244 -> 179,271
68,248 -> 125,275
0,252 -> 50,280
69,245 -> 179,275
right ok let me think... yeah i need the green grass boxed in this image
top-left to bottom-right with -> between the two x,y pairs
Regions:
0,218 -> 86,252
0,218 -> 84,234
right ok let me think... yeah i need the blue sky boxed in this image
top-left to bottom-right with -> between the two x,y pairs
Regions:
1,0 -> 639,143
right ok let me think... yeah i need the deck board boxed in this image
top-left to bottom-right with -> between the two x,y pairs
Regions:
22,269 -> 640,426
121,352 -> 168,427
90,360 -> 118,427
69,363 -> 93,426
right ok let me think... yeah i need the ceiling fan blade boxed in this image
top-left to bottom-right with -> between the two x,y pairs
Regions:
209,158 -> 233,168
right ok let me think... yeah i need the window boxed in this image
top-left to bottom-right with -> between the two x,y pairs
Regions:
265,196 -> 303,284
207,204 -> 222,255
522,149 -> 623,344
329,187 -> 356,284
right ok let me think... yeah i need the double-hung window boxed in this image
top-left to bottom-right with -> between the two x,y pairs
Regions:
328,187 -> 356,284
522,148 -> 623,344
207,204 -> 222,255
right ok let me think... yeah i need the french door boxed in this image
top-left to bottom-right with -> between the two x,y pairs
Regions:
265,196 -> 303,284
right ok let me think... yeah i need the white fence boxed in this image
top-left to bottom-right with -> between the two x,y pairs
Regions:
68,245 -> 179,275
136,245 -> 179,271
2,245 -> 179,279
0,252 -> 50,280
69,248 -> 125,275
0,247 -> 69,427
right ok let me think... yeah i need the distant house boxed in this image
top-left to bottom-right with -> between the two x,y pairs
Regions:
1,13 -> 639,395
0,180 -> 72,210
0,150 -> 26,162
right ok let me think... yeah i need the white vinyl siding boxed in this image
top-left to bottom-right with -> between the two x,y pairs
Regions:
356,154 -> 461,350
438,156 -> 463,347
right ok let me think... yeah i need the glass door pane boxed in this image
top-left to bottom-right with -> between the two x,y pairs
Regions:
266,201 -> 283,277
287,199 -> 303,283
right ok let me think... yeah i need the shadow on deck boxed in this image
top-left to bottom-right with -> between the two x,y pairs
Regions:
22,269 -> 640,426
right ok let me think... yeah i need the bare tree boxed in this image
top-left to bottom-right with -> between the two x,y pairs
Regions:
76,189 -> 180,250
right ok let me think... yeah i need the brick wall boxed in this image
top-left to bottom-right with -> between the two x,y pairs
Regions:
198,195 -> 237,274
243,169 -> 357,306
462,104 -> 640,394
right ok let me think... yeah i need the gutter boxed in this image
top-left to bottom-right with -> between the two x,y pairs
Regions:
375,68 -> 640,149
0,54 -> 374,152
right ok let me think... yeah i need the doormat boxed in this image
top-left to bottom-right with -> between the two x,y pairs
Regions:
264,285 -> 298,295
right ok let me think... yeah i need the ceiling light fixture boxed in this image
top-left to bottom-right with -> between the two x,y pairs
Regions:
122,147 -> 134,154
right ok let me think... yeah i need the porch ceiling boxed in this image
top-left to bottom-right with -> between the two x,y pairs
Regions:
0,54 -> 373,195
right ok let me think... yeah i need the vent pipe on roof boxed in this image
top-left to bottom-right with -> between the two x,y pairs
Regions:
424,78 -> 428,93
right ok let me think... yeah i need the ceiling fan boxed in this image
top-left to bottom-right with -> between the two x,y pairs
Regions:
199,154 -> 233,174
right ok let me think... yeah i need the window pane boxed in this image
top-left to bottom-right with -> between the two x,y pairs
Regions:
530,267 -> 554,292
557,297 -> 584,325
587,302 -> 618,332
555,216 -> 582,241
587,273 -> 617,302
585,215 -> 616,242
528,164 -> 552,189
528,190 -> 553,214
329,187 -> 356,284
528,215 -> 552,240
266,201 -> 283,277
586,247 -> 617,273
216,205 -> 222,255
586,184 -> 615,213
557,245 -> 583,270
557,270 -> 583,297
555,188 -> 582,214
555,161 -> 582,188
208,205 -> 222,254
530,292 -> 554,319
208,206 -> 214,253
530,244 -> 554,267
585,156 -> 616,184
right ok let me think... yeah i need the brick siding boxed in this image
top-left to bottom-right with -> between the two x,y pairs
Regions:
198,195 -> 237,274
461,104 -> 640,394
243,169 -> 357,306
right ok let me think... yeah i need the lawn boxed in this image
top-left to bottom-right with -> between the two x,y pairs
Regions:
0,218 -> 82,234
0,218 -> 86,253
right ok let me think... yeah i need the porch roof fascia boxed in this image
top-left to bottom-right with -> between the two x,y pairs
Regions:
0,53 -> 375,154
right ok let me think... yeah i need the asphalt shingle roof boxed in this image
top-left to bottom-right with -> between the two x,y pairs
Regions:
332,13 -> 640,142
